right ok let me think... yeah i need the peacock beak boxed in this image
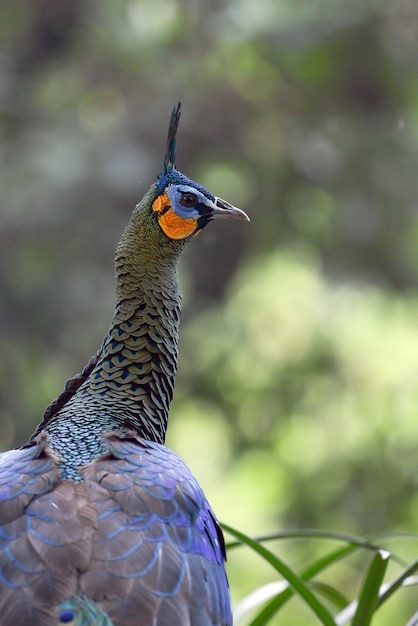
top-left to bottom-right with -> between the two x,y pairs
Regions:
211,197 -> 250,221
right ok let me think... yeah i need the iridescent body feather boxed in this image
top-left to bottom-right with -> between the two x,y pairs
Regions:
0,104 -> 249,625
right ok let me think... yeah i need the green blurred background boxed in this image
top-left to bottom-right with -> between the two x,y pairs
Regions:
1,0 -> 418,623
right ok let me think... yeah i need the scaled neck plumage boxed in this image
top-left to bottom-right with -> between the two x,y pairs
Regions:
36,185 -> 187,449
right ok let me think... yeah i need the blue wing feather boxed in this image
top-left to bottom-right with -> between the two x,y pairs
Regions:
97,434 -> 225,563
81,432 -> 231,625
0,432 -> 231,625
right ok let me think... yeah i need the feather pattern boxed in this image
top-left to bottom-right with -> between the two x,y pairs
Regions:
81,432 -> 230,625
0,432 -> 229,625
0,436 -> 97,625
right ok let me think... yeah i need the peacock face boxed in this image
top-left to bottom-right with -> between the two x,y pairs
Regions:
152,171 -> 249,240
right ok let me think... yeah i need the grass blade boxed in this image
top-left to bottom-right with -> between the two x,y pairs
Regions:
225,529 -> 382,552
243,544 -> 355,625
310,581 -> 349,611
377,557 -> 418,607
351,549 -> 390,626
223,523 -> 337,626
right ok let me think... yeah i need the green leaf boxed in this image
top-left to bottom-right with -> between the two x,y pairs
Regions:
351,549 -> 390,626
310,581 -> 349,611
223,523 -> 337,626
243,543 -> 356,625
225,528 -> 382,552
377,557 -> 418,607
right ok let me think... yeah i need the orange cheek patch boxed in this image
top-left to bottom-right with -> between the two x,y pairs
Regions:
159,209 -> 198,240
152,192 -> 170,215
152,193 -> 197,240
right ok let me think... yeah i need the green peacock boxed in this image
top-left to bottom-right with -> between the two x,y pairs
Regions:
0,104 -> 249,626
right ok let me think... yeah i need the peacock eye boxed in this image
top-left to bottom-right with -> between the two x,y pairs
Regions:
59,610 -> 75,623
179,192 -> 197,208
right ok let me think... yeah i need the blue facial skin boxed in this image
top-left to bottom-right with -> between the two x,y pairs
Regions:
166,185 -> 216,220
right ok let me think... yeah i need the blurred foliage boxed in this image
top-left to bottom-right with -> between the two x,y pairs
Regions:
1,0 -> 418,623
171,250 -> 418,622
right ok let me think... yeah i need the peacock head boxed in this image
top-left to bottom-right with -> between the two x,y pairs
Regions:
151,103 -> 249,240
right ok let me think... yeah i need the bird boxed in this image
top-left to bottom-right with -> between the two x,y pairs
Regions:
0,103 -> 249,626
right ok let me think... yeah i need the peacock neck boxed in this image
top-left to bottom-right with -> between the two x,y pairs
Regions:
42,185 -> 187,446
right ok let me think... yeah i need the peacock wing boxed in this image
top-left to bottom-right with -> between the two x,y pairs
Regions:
0,434 -> 97,626
81,431 -> 232,626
